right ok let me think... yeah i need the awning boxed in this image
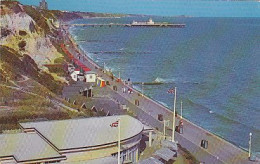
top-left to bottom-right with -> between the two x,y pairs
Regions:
154,148 -> 177,161
138,157 -> 163,164
161,140 -> 178,151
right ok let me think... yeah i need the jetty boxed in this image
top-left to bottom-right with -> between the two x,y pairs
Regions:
71,18 -> 185,28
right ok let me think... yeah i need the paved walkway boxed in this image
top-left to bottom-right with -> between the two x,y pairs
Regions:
62,29 -> 257,164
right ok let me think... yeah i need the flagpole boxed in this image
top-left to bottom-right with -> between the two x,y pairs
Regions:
181,100 -> 183,119
163,120 -> 166,139
118,119 -> 121,164
249,132 -> 252,158
141,82 -> 144,97
172,87 -> 177,142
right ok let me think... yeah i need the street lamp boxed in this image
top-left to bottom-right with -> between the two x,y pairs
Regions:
249,132 -> 252,159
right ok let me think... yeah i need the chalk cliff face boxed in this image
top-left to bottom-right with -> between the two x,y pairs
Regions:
0,2 -> 63,67
0,1 -> 69,94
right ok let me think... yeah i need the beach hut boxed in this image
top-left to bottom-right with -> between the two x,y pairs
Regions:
82,66 -> 91,73
70,68 -> 81,81
97,77 -> 106,87
84,71 -> 97,83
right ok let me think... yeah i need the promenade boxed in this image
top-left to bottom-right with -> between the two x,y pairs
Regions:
62,27 -> 256,164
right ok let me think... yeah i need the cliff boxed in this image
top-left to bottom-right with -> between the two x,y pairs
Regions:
0,1 -> 92,132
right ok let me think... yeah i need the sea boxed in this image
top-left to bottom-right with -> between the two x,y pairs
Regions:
69,16 -> 260,152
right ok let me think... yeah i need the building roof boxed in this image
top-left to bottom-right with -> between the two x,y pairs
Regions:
154,148 -> 176,161
85,71 -> 96,74
0,133 -> 66,163
86,156 -> 118,164
138,157 -> 163,164
82,67 -> 91,72
161,140 -> 178,151
20,115 -> 144,151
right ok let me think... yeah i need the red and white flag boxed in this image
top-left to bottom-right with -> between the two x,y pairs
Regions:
110,120 -> 119,127
167,88 -> 175,94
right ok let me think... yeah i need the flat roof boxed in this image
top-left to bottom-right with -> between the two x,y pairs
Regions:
86,156 -> 118,164
0,133 -> 65,163
154,148 -> 176,162
20,115 -> 143,151
139,157 -> 163,164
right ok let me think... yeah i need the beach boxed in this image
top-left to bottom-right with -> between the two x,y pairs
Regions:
61,21 -> 257,163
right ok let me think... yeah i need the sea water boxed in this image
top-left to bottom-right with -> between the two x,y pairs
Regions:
69,16 -> 260,152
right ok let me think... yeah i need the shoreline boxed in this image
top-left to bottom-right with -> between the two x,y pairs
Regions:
67,27 -> 244,152
62,24 -> 255,163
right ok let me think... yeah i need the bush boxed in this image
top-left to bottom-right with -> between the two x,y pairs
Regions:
1,28 -> 11,38
54,57 -> 65,64
18,40 -> 26,50
19,30 -> 27,36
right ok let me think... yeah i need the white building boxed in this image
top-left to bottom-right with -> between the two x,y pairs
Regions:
84,71 -> 97,83
70,68 -> 81,81
147,18 -> 155,25
15,115 -> 146,163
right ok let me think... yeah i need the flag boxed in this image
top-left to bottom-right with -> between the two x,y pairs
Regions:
167,88 -> 175,94
110,120 -> 119,127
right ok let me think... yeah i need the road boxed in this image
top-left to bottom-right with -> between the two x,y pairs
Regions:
62,27 -> 257,164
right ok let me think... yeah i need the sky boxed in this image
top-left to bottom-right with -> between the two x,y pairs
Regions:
19,0 -> 260,17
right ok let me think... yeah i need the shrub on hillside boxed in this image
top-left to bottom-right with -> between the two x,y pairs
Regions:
24,6 -> 50,34
19,30 -> 27,36
1,28 -> 11,38
18,40 -> 26,50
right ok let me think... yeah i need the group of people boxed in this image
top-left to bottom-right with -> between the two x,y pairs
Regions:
122,87 -> 133,94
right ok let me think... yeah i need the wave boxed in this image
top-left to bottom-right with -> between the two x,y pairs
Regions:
154,77 -> 202,85
154,77 -> 176,83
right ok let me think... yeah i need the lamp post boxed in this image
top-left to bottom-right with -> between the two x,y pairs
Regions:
249,132 -> 252,159
118,119 -> 121,164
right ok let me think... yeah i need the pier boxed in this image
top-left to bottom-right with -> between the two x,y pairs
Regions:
71,23 -> 185,28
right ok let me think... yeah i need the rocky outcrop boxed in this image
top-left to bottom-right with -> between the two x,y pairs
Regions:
0,1 -> 63,67
0,1 -> 67,94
